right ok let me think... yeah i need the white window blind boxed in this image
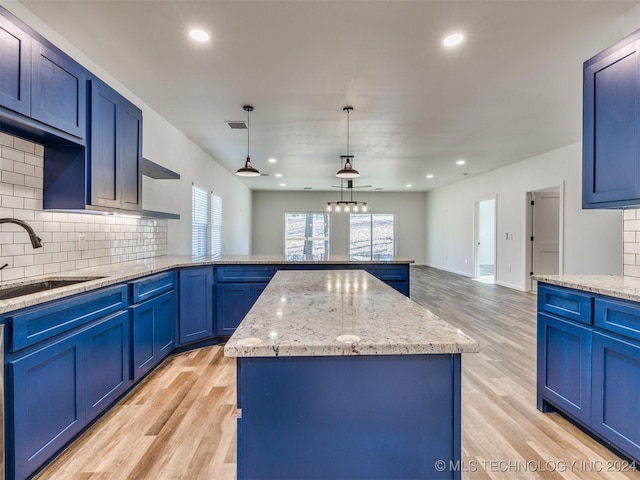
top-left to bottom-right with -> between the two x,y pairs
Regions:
211,193 -> 223,257
192,185 -> 208,257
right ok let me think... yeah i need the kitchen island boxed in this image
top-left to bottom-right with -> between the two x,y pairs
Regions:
225,269 -> 479,480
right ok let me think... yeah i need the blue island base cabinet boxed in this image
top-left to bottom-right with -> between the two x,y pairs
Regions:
237,354 -> 462,480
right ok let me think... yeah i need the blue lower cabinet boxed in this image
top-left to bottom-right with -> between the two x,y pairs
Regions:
131,290 -> 175,380
537,312 -> 592,423
8,310 -> 131,480
85,310 -> 131,422
215,283 -> 266,336
178,267 -> 214,345
592,331 -> 640,461
9,334 -> 86,480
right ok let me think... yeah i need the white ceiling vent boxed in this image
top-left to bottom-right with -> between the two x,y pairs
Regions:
225,121 -> 247,129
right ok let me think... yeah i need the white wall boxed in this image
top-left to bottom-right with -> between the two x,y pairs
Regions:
425,142 -> 622,291
252,191 -> 427,262
1,0 -> 252,256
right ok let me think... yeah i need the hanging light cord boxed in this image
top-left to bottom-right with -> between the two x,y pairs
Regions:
346,108 -> 350,157
246,108 -> 250,158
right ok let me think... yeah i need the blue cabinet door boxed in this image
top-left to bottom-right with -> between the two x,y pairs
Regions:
156,290 -> 176,358
90,79 -> 119,208
9,334 -> 86,480
85,310 -> 131,422
178,267 -> 214,345
0,14 -> 31,116
583,34 -> 640,208
120,100 -> 142,211
31,40 -> 86,139
215,284 -> 255,336
592,331 -> 640,461
131,291 -> 175,380
89,78 -> 142,211
537,312 -> 592,423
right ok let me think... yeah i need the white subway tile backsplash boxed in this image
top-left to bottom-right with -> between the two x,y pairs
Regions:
2,171 -> 24,186
0,134 -> 168,282
624,209 -> 640,278
1,147 -> 24,163
0,132 -> 13,147
13,137 -> 35,154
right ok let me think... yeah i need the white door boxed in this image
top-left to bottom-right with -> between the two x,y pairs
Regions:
532,191 -> 560,290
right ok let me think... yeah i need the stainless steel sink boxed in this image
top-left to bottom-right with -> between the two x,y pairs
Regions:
0,277 -> 105,300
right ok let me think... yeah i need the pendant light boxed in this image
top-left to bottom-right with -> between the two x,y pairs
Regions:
236,105 -> 261,177
326,179 -> 368,213
336,106 -> 360,179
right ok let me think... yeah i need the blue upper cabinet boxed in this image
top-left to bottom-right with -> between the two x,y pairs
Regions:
31,40 -> 86,138
89,78 -> 142,211
583,30 -> 640,208
0,13 -> 31,116
0,8 -> 86,140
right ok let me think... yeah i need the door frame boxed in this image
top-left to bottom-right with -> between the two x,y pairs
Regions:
526,183 -> 564,292
473,196 -> 497,282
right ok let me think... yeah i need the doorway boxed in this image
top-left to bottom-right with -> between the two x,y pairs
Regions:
474,198 -> 496,284
527,187 -> 562,292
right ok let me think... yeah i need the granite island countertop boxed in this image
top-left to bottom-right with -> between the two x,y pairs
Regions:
534,274 -> 640,302
0,254 -> 414,314
224,269 -> 479,357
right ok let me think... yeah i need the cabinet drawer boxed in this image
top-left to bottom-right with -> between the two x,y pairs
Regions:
538,284 -> 593,325
216,265 -> 278,283
130,270 -> 175,304
595,297 -> 640,341
9,284 -> 128,352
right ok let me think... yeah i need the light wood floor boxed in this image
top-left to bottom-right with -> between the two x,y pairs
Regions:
37,266 -> 640,479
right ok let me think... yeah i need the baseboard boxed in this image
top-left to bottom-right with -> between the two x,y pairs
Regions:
495,280 -> 527,292
423,263 -> 473,278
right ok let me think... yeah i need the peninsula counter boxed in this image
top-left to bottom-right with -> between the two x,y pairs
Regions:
225,269 -> 479,480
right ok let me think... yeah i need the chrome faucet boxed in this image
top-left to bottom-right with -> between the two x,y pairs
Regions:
0,218 -> 43,249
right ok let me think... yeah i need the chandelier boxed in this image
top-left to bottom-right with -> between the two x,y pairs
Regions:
326,180 -> 368,212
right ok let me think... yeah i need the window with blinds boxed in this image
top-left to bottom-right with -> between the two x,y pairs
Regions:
211,193 -> 222,257
192,185 -> 208,257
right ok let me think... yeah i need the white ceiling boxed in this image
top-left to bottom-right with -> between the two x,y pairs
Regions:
17,0 -> 639,192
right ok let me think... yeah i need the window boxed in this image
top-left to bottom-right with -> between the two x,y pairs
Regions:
192,185 -> 208,257
285,213 -> 330,257
349,213 -> 395,258
211,193 -> 223,257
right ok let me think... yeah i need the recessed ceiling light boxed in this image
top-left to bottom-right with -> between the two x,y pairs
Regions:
268,158 -> 277,163
189,29 -> 210,42
280,183 -> 286,187
275,173 -> 282,178
443,33 -> 464,47
406,184 -> 412,188
426,174 -> 434,179
456,159 -> 466,165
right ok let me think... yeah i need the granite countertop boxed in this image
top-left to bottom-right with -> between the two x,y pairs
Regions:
534,274 -> 640,302
0,255 -> 414,314
224,269 -> 479,357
